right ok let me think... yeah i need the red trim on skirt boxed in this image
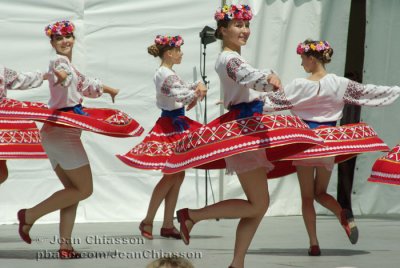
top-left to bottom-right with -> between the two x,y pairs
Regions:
162,111 -> 324,174
0,98 -> 143,137
368,144 -> 400,185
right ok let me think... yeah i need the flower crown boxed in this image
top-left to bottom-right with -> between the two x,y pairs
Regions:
154,35 -> 184,48
214,4 -> 253,21
296,40 -> 331,55
45,20 -> 75,38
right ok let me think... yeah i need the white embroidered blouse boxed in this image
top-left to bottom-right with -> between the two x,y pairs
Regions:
0,65 -> 44,100
154,66 -> 199,111
263,73 -> 400,122
47,55 -> 103,109
215,51 -> 275,109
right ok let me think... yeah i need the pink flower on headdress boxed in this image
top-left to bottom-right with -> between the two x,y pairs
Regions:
154,35 -> 184,48
175,38 -> 183,47
214,4 -> 253,21
296,40 -> 332,54
214,11 -> 225,21
296,43 -> 304,54
45,20 -> 75,38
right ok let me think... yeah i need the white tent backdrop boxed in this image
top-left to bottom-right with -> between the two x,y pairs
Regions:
4,0 -> 395,225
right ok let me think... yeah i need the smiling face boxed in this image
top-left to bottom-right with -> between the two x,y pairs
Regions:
50,33 -> 75,57
220,19 -> 251,50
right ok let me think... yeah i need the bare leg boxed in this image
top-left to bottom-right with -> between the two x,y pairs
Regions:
296,166 -> 318,247
55,166 -> 80,250
22,164 -> 93,240
184,167 -> 269,268
230,168 -> 269,268
142,173 -> 181,233
0,160 -> 8,184
163,171 -> 184,228
314,167 -> 342,219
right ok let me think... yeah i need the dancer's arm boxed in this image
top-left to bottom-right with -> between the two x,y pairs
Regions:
225,56 -> 280,92
341,77 -> 400,106
5,67 -> 45,90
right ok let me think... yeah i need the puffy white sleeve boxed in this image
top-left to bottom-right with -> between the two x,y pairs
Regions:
226,56 -> 275,92
4,67 -> 44,90
160,74 -> 198,105
342,77 -> 400,106
53,57 -> 73,87
74,68 -> 104,98
263,79 -> 315,112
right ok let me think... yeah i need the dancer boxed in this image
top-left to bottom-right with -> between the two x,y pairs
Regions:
170,5 -> 324,268
0,65 -> 48,184
16,20 -> 121,259
262,39 -> 400,255
117,35 -> 207,240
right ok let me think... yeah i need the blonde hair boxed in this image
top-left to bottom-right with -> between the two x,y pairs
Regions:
146,256 -> 194,268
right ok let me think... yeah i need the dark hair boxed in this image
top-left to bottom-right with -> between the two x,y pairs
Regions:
302,39 -> 334,64
147,44 -> 175,58
214,20 -> 230,40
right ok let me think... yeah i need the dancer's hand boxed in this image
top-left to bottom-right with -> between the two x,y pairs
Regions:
53,69 -> 68,86
42,72 -> 49,80
195,82 -> 207,101
103,86 -> 119,103
266,74 -> 282,91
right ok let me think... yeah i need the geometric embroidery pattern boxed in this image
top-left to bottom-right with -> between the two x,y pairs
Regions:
285,123 -> 389,161
0,98 -> 143,137
175,114 -> 311,153
0,120 -> 46,159
0,128 -> 41,145
368,144 -> 400,185
382,144 -> 400,162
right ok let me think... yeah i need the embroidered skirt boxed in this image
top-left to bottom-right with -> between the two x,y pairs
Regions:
283,123 -> 389,164
0,98 -> 143,137
368,144 -> 400,185
0,119 -> 46,159
162,111 -> 324,175
117,116 -> 225,171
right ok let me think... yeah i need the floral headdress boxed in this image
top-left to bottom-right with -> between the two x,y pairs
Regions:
214,4 -> 253,21
296,40 -> 331,55
154,35 -> 184,48
45,20 -> 75,38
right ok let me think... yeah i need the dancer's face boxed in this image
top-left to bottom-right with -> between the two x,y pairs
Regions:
301,54 -> 316,73
166,47 -> 183,65
51,34 -> 75,57
222,19 -> 251,48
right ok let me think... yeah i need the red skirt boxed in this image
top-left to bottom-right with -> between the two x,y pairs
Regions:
117,116 -> 225,171
283,123 -> 389,163
0,119 -> 46,159
368,144 -> 400,185
0,98 -> 143,137
162,111 -> 324,174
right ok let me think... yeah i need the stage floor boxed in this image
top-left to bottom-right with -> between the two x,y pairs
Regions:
0,215 -> 399,268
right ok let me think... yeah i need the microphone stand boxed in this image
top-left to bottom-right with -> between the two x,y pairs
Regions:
199,33 -> 216,207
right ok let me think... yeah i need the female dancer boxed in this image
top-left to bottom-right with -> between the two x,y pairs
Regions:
117,35 -> 207,240
0,65 -> 47,183
262,39 -> 400,255
169,5 -> 324,268
17,20 -> 120,258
